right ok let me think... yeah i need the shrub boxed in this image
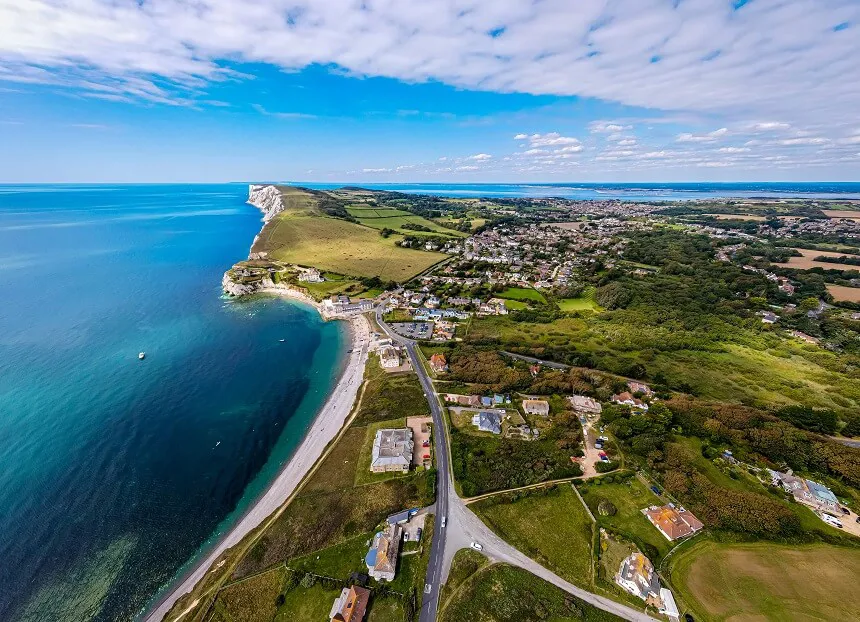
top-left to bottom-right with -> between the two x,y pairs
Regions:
597,499 -> 617,516
595,461 -> 619,473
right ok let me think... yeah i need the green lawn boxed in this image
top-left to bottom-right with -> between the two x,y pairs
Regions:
439,549 -> 488,610
472,485 -> 595,587
576,475 -> 671,560
497,287 -> 547,303
289,532 -> 372,578
502,298 -> 529,310
273,581 -> 341,622
668,539 -> 860,622
440,564 -> 623,622
209,567 -> 286,622
558,286 -> 601,312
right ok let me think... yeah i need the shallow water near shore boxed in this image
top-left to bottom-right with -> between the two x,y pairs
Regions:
0,184 -> 345,621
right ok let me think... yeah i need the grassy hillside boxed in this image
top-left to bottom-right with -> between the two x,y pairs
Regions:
250,186 -> 447,282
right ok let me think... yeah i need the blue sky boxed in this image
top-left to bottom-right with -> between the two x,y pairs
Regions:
1,0 -> 859,183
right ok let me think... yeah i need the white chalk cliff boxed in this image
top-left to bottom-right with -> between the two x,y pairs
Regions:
247,184 -> 286,222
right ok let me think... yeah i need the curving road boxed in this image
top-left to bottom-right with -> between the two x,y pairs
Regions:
375,306 -> 655,622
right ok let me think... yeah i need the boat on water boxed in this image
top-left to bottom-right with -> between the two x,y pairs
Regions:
279,339 -> 285,342
138,352 -> 146,360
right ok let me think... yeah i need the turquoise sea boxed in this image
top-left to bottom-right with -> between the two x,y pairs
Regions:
0,184 -> 345,621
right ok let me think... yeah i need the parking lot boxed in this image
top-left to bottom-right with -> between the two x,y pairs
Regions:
391,322 -> 434,340
407,416 -> 433,467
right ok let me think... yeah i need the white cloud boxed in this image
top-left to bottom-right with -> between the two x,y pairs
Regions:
750,122 -> 791,132
457,165 -> 480,171
467,153 -> 492,160
780,137 -> 830,145
362,167 -> 392,173
616,138 -> 637,146
517,132 -> 581,147
677,128 -> 728,142
590,121 -> 632,133
718,147 -> 751,153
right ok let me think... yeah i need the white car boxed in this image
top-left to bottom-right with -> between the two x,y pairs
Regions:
441,516 -> 446,528
470,541 -> 483,551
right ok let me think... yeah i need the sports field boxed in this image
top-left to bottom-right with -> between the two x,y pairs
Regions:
670,540 -> 860,621
252,213 -> 446,281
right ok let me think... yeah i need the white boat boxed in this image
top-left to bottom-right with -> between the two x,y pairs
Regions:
279,339 -> 285,342
138,352 -> 146,360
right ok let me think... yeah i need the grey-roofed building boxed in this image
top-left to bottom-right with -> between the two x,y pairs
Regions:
471,411 -> 502,434
615,552 -> 661,601
370,428 -> 413,473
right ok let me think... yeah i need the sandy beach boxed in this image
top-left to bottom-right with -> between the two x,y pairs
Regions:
145,309 -> 371,622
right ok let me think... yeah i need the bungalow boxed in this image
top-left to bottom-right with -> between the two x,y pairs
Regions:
612,392 -> 648,411
429,353 -> 448,374
472,411 -> 502,434
569,395 -> 602,415
643,505 -> 704,541
522,399 -> 550,416
329,585 -> 370,622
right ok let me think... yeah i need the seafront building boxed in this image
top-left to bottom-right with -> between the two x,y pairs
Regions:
365,523 -> 402,581
370,428 -> 413,473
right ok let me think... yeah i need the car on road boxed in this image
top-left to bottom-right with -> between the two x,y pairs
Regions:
651,485 -> 662,495
470,542 -> 483,551
441,516 -> 446,528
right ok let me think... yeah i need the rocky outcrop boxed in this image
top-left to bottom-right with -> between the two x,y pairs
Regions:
247,184 -> 285,222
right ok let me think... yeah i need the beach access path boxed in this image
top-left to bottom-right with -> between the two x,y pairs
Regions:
145,311 -> 371,622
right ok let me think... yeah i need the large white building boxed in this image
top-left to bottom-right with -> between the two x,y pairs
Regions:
370,428 -> 413,473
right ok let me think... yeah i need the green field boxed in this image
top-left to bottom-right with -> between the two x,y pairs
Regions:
472,485 -> 594,587
346,205 -> 467,238
497,287 -> 547,303
576,475 -> 671,560
250,187 -> 446,282
558,286 -> 601,312
669,540 -> 860,621
440,563 -> 623,622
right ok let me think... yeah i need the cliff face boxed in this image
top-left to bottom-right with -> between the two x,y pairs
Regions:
221,271 -> 274,296
247,184 -> 286,222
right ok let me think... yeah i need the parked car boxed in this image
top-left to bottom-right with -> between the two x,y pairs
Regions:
599,436 -> 609,441
841,506 -> 850,515
423,453 -> 431,459
403,532 -> 409,541
598,451 -> 607,458
416,528 -> 423,541
422,440 -> 430,447
470,542 -> 483,551
651,486 -> 662,495
600,455 -> 610,462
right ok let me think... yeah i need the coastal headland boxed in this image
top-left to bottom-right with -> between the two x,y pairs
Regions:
145,186 -> 373,621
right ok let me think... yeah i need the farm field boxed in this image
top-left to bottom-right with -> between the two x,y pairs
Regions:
252,212 -> 446,281
826,283 -> 860,302
471,485 -> 594,587
823,209 -> 860,220
440,563 -> 623,622
774,247 -> 860,271
347,206 -> 467,237
669,540 -> 860,622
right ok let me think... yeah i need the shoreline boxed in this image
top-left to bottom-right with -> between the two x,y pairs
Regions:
144,304 -> 371,622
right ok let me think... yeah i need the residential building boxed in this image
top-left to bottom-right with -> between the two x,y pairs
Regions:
365,523 -> 402,581
627,381 -> 654,396
659,588 -> 680,622
643,505 -> 704,541
569,395 -> 602,415
769,470 -> 840,512
298,268 -> 325,283
379,345 -> 401,369
429,353 -> 448,373
370,429 -> 413,473
472,411 -> 502,434
323,295 -> 374,315
759,311 -> 778,324
612,391 -> 649,410
615,552 -> 660,601
522,399 -> 550,416
329,585 -> 370,622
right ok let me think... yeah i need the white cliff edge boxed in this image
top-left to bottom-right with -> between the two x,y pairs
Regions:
247,184 -> 287,222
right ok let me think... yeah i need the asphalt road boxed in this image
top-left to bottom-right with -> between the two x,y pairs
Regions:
375,307 -> 655,622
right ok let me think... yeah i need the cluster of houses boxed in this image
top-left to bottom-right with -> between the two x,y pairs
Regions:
769,470 -> 841,515
297,267 -> 325,283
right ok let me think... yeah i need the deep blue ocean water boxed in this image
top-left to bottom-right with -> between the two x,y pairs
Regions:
0,185 -> 345,621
